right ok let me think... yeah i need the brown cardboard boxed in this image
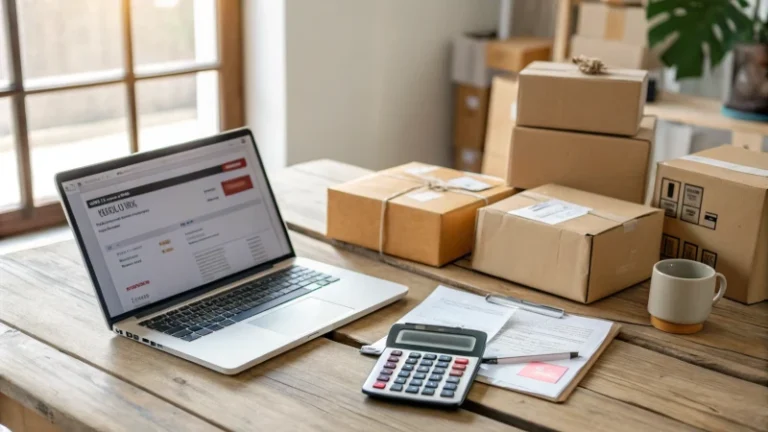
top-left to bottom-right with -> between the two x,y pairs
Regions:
485,37 -> 553,73
571,35 -> 662,70
481,76 -> 518,179
327,163 -> 516,267
455,147 -> 483,173
452,32 -> 496,87
453,84 -> 490,150
472,184 -> 664,303
517,61 -> 648,136
578,3 -> 648,45
652,146 -> 768,304
508,116 -> 657,203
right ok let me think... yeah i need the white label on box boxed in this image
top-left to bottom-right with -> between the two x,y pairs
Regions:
405,166 -> 439,176
509,200 -> 592,225
510,102 -> 518,121
681,155 -> 768,177
447,176 -> 492,191
406,191 -> 443,202
465,95 -> 480,110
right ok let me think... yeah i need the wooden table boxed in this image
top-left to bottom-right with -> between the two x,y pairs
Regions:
1,160 -> 766,432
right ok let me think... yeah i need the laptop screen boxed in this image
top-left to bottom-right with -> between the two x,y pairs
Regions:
59,132 -> 292,319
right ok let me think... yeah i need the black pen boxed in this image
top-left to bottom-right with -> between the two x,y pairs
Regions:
482,351 -> 579,365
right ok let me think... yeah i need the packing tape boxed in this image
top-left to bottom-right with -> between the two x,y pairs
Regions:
604,7 -> 626,41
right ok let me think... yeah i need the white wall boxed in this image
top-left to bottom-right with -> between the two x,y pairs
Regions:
245,0 -> 500,172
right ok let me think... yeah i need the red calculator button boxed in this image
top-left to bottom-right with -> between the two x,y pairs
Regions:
373,382 -> 386,389
449,370 -> 464,377
455,358 -> 469,365
452,364 -> 466,371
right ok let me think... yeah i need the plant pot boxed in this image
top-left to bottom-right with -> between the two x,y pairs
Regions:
723,43 -> 768,122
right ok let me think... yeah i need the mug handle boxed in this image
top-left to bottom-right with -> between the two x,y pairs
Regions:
712,273 -> 727,305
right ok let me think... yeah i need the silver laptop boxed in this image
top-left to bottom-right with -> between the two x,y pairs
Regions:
56,128 -> 407,375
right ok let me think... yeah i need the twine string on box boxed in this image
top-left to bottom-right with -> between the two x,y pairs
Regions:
572,55 -> 607,75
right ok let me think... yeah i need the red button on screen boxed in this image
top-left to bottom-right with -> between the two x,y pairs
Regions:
221,175 -> 254,196
373,382 -> 386,389
455,358 -> 469,365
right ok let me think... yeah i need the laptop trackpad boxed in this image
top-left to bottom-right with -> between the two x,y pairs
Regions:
246,297 -> 353,337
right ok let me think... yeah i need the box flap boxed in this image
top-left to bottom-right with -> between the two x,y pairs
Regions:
486,184 -> 660,235
521,61 -> 648,83
661,145 -> 768,189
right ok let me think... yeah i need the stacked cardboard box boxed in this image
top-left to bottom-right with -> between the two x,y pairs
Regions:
451,34 -> 552,173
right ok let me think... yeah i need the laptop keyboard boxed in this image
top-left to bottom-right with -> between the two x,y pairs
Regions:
139,265 -> 339,342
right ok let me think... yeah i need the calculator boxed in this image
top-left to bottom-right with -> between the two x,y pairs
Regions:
361,323 -> 487,408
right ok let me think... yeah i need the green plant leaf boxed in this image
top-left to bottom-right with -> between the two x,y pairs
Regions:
647,0 -> 753,79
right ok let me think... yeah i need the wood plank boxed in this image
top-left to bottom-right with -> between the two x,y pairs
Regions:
0,393 -> 61,432
0,323 -> 219,432
0,256 -> 515,432
271,160 -> 768,385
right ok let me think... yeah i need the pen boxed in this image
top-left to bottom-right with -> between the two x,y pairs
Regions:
482,351 -> 579,365
485,294 -> 565,318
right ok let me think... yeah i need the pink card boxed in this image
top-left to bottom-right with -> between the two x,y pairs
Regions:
518,362 -> 568,384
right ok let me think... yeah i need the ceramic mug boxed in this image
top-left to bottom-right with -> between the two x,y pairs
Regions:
647,259 -> 727,334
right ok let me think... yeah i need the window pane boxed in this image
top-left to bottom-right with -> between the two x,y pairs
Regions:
137,71 -> 219,151
17,0 -> 123,83
132,0 -> 217,71
28,85 -> 130,204
0,98 -> 18,211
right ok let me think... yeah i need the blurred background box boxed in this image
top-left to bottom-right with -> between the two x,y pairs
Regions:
481,76 -> 518,179
570,35 -> 660,69
453,84 -> 490,151
454,147 -> 483,173
577,2 -> 647,45
452,32 -> 496,88
485,37 -> 553,73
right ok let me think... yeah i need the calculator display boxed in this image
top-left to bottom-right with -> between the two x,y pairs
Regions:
395,329 -> 476,352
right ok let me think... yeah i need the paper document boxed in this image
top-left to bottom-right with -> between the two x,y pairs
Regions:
371,285 -> 516,350
477,310 -> 614,399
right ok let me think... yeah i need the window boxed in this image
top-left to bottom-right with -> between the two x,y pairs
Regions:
0,0 -> 243,237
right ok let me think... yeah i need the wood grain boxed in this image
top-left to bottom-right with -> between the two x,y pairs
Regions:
0,323 -> 219,432
0,393 -> 61,432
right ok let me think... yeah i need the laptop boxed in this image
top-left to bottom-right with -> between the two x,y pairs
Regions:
55,128 -> 408,375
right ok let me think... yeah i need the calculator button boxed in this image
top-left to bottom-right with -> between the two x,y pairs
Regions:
420,360 -> 434,367
449,370 -> 463,377
387,356 -> 400,362
440,390 -> 455,398
443,383 -> 458,391
405,358 -> 418,365
416,366 -> 430,373
446,376 -> 460,384
439,355 -> 452,362
398,371 -> 410,378
383,362 -> 397,369
425,381 -> 439,388
409,352 -> 421,359
395,377 -> 407,384
452,364 -> 466,371
423,354 -> 437,360
377,375 -> 390,382
391,350 -> 403,356
422,388 -> 435,396
402,364 -> 414,371
436,361 -> 450,368
406,386 -> 420,394
433,368 -> 446,374
428,374 -> 443,381
380,369 -> 393,375
455,358 -> 469,365
414,372 -> 427,379
390,384 -> 403,392
410,379 -> 423,387
373,382 -> 386,389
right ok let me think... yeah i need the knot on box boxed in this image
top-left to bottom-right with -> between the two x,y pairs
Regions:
572,55 -> 606,75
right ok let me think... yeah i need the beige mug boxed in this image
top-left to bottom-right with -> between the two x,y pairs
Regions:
647,259 -> 727,334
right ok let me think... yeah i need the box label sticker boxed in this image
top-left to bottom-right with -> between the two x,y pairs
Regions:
682,184 -> 703,208
405,166 -> 439,176
447,176 -> 492,191
509,199 -> 592,225
683,241 -> 699,260
406,191 -> 442,203
681,155 -> 768,177
661,234 -> 680,258
702,212 -> 718,230
510,102 -> 518,121
661,178 -> 680,202
518,362 -> 568,384
701,250 -> 718,268
465,95 -> 480,111
659,199 -> 678,218
681,205 -> 700,224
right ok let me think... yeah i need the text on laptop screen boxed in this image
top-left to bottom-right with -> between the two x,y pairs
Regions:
61,135 -> 292,318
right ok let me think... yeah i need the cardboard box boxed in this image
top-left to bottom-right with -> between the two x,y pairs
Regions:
509,116 -> 657,203
578,2 -> 647,44
481,76 -> 518,179
473,184 -> 664,303
452,32 -> 496,87
327,163 -> 516,267
485,37 -> 553,73
517,61 -> 648,136
571,35 -> 662,70
652,146 -> 768,304
455,147 -> 483,173
453,84 -> 490,150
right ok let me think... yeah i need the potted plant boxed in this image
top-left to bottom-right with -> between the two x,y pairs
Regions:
648,0 -> 768,121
